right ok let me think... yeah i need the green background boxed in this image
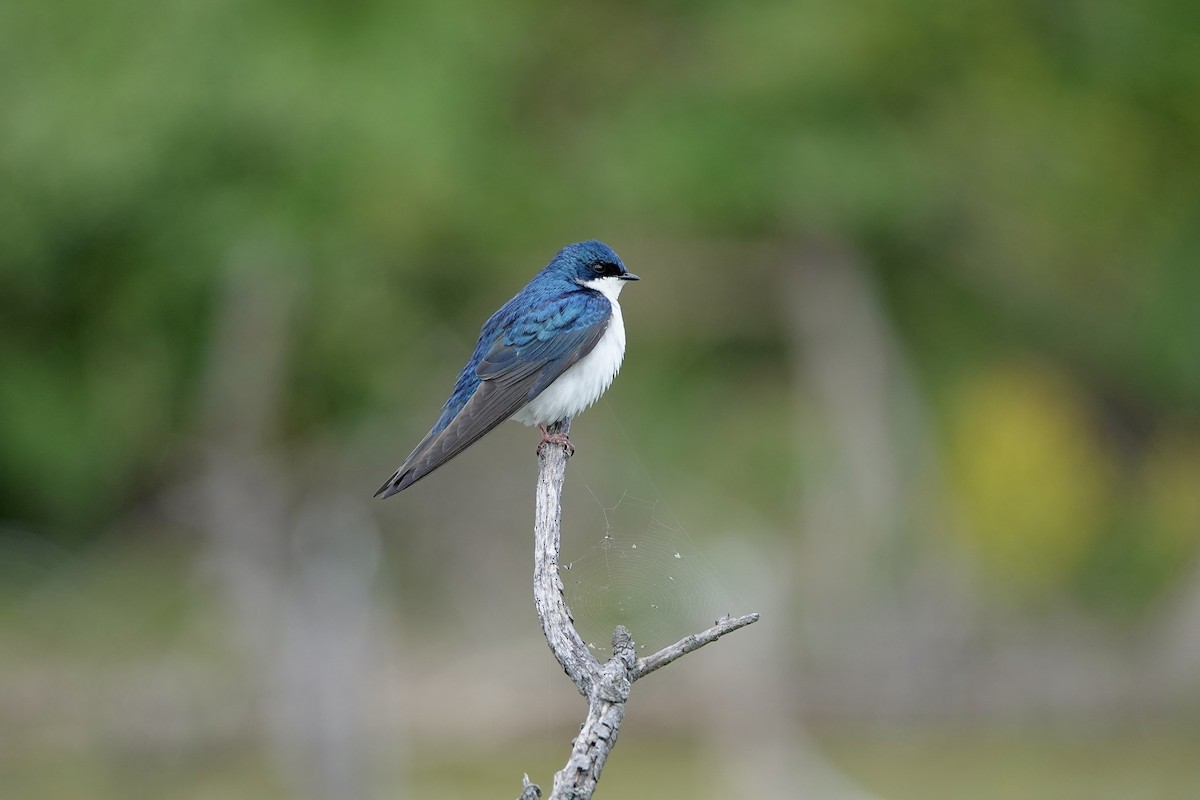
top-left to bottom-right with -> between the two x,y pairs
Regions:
2,1 -> 1198,797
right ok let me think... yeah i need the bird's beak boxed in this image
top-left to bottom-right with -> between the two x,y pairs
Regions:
620,272 -> 640,281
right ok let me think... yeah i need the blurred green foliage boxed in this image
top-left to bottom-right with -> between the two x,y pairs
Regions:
3,5 -> 1200,797
1,0 -> 1198,613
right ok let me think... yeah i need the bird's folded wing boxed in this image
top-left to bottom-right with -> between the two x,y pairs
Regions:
375,292 -> 610,496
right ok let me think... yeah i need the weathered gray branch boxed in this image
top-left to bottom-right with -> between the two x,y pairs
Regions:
632,612 -> 761,681
522,419 -> 760,800
531,419 -> 596,698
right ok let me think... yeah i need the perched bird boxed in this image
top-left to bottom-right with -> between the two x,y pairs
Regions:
375,240 -> 639,498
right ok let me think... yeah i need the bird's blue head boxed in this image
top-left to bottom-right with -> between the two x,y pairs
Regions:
546,240 -> 639,300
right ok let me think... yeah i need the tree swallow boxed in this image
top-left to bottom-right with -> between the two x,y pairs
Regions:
375,240 -> 639,498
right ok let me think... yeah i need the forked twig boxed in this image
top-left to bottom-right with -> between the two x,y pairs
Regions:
522,420 -> 759,800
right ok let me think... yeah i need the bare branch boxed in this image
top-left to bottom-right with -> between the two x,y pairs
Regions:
632,613 -> 761,681
531,420 -> 599,697
524,418 -> 760,800
516,774 -> 541,800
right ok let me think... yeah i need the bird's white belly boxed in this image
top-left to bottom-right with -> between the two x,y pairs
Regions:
511,300 -> 626,427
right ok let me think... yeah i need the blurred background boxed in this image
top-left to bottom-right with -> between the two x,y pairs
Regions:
2,1 -> 1198,798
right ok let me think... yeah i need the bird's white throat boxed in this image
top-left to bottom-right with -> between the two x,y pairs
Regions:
510,277 -> 630,427
580,275 -> 631,303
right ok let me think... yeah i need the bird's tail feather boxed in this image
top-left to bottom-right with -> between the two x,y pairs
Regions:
374,469 -> 415,499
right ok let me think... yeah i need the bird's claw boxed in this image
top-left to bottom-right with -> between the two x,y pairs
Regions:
537,424 -> 575,456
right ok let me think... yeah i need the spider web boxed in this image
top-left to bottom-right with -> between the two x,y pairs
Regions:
557,467 -> 742,657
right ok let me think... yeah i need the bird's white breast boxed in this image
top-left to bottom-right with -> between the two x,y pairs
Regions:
511,277 -> 628,427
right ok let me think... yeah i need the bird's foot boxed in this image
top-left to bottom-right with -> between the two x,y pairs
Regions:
537,424 -> 575,456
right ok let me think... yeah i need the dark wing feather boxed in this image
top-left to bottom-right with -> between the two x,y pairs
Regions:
375,292 -> 610,497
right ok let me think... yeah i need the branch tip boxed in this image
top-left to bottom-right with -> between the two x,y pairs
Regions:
517,773 -> 542,800
632,611 -> 760,681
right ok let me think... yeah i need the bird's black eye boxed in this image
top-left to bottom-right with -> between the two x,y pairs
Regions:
592,263 -> 606,274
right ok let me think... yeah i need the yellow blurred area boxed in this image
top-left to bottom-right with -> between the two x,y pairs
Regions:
949,360 -> 1115,595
